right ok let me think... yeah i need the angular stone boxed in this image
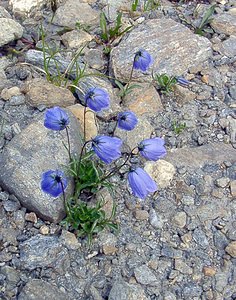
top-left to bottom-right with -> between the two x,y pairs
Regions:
110,19 -> 212,82
60,229 -> 80,250
172,211 -> 187,228
0,111 -> 82,222
25,212 -> 37,223
135,209 -> 149,220
211,13 -> 236,35
197,203 -> 228,222
1,86 -> 21,101
39,225 -> 49,235
165,143 -> 236,170
61,30 -> 93,48
19,235 -> 69,272
225,241 -> 236,258
124,83 -> 163,116
173,85 -> 196,105
108,281 -> 148,300
85,49 -> 106,71
0,18 -> 23,47
67,104 -> 97,140
134,265 -> 158,286
53,0 -> 99,28
24,78 -> 75,108
103,245 -> 118,255
230,180 -> 236,197
174,259 -> 193,275
9,0 -> 47,17
18,279 -> 66,300
203,266 -> 216,277
214,36 -> 236,58
215,177 -> 230,188
144,160 -> 176,189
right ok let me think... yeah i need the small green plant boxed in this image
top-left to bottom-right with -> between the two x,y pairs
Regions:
99,12 -> 132,52
63,198 -> 118,246
153,73 -> 177,94
172,121 -> 186,135
194,4 -> 216,35
115,79 -> 141,101
75,21 -> 91,33
131,0 -> 160,12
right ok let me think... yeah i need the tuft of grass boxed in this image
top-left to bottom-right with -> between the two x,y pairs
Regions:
62,197 -> 118,246
194,4 -> 216,35
131,0 -> 160,12
172,120 -> 186,135
153,73 -> 177,94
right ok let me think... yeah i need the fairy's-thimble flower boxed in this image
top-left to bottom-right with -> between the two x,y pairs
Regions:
44,107 -> 69,131
85,87 -> 110,112
128,167 -> 157,199
133,49 -> 153,72
41,169 -> 68,197
117,111 -> 138,131
92,135 -> 122,164
138,138 -> 166,161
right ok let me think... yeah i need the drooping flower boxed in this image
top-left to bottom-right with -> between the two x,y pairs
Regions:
84,87 -> 110,112
92,135 -> 122,164
128,167 -> 157,199
117,111 -> 138,131
176,77 -> 190,86
41,169 -> 68,197
138,137 -> 166,161
133,49 -> 153,72
44,107 -> 69,131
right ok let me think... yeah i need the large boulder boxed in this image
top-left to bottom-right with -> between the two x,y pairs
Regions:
0,18 -> 23,47
0,110 -> 83,222
110,18 -> 212,81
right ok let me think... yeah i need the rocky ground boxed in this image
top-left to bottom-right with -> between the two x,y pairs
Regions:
0,0 -> 236,299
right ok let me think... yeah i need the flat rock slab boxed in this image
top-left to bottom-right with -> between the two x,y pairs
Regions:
19,235 -> 69,272
110,18 -> 212,81
0,18 -> 23,47
18,279 -> 67,300
108,281 -> 148,300
211,13 -> 236,35
0,111 -> 82,222
53,0 -> 99,28
165,143 -> 236,170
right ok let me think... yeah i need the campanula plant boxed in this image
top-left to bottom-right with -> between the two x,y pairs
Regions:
116,49 -> 153,102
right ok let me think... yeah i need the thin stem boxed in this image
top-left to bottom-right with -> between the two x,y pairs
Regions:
60,181 -> 66,211
65,126 -> 71,161
101,147 -> 138,181
110,120 -> 118,136
83,106 -> 86,142
120,61 -> 135,103
78,141 -> 90,168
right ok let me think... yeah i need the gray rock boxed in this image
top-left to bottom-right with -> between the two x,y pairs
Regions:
110,19 -> 212,82
0,111 -> 82,222
165,143 -> 236,170
134,265 -> 158,286
0,266 -> 20,288
172,211 -> 187,228
0,18 -> 23,47
211,13 -> 236,35
215,177 -> 230,188
182,283 -> 202,299
53,0 -> 99,28
108,280 -> 148,300
18,279 -> 67,300
214,231 -> 228,251
230,86 -> 236,100
193,228 -> 209,249
174,259 -> 193,275
9,0 -> 47,17
215,36 -> 236,58
149,208 -> 164,229
19,235 -> 69,272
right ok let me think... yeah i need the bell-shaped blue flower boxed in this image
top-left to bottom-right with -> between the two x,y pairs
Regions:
117,111 -> 138,131
138,138 -> 166,161
85,87 -> 110,112
128,167 -> 157,199
44,107 -> 69,131
133,49 -> 153,72
41,169 -> 68,197
92,135 -> 122,164
176,77 -> 190,86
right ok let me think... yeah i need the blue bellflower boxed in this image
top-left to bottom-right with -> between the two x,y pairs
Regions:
44,107 -> 69,131
128,167 -> 157,199
133,49 -> 153,72
85,87 -> 110,112
176,77 -> 190,86
138,137 -> 166,161
92,135 -> 122,164
117,111 -> 138,131
41,169 -> 68,197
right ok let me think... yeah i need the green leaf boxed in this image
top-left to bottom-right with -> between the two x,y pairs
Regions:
100,12 -> 108,42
